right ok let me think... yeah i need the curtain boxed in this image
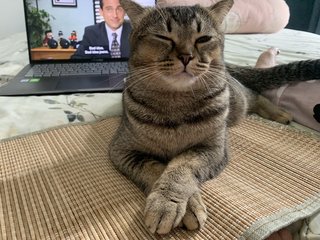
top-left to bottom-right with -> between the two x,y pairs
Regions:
308,0 -> 320,34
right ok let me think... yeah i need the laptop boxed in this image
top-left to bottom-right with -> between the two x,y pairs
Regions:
0,0 -> 156,96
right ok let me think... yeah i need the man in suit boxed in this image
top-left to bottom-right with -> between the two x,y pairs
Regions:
72,0 -> 131,59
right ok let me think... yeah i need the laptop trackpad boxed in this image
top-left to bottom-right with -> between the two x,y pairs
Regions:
56,75 -> 125,91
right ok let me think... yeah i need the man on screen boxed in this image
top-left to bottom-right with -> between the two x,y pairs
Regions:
72,0 -> 131,59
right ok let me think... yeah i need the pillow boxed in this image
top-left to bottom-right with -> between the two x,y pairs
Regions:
157,0 -> 290,33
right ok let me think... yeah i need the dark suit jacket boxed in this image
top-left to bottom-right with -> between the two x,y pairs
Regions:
72,21 -> 131,59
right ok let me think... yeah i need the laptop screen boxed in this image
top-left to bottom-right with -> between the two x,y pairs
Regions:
24,0 -> 156,63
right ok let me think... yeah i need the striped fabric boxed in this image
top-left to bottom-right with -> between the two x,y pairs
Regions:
0,116 -> 319,240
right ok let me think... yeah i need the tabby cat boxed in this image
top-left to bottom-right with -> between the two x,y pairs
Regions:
109,0 -> 320,235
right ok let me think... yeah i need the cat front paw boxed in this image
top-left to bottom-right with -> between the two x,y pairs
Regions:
144,191 -> 187,234
181,192 -> 207,230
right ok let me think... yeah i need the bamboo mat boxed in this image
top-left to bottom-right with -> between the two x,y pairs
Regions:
0,116 -> 319,240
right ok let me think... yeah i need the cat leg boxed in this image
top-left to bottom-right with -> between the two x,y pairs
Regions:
249,93 -> 293,124
227,72 -> 292,124
109,143 -> 166,195
229,75 -> 292,124
110,128 -> 205,233
110,126 -> 228,234
144,165 -> 199,234
110,140 -> 207,233
144,142 -> 228,234
252,48 -> 293,123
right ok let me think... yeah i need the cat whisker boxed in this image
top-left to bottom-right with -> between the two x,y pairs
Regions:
198,75 -> 212,93
205,68 -> 244,96
124,67 -> 164,91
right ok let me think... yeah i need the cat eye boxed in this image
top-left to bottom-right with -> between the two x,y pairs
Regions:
196,36 -> 212,44
154,34 -> 175,48
155,34 -> 173,42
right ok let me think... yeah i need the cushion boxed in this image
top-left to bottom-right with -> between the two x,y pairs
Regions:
157,0 -> 290,33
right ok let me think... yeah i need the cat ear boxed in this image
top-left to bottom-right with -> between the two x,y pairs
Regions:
207,0 -> 234,25
120,0 -> 146,28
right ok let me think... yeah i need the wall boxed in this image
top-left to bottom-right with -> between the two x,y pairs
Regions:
37,1 -> 94,42
0,0 -> 95,42
0,0 -> 93,41
0,0 -> 156,41
0,0 -> 26,39
28,0 -> 154,42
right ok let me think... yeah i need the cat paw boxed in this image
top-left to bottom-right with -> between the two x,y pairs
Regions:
270,108 -> 293,124
144,191 -> 187,234
181,192 -> 207,230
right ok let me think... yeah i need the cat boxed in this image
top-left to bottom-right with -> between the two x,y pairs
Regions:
109,0 -> 320,235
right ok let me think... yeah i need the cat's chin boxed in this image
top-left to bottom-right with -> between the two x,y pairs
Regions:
164,72 -> 198,90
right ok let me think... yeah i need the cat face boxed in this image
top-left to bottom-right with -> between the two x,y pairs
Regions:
121,0 -> 233,90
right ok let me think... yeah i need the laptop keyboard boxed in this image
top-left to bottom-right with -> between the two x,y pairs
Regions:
25,62 -> 129,77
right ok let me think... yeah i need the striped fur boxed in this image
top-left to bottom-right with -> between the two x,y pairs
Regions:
227,59 -> 320,93
109,0 -> 320,235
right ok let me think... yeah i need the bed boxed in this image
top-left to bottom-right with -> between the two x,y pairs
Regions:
0,2 -> 320,239
1,29 -> 320,139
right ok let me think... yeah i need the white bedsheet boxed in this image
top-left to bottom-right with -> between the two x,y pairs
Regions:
1,29 -> 320,140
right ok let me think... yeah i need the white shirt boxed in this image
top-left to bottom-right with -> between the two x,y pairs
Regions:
105,23 -> 123,51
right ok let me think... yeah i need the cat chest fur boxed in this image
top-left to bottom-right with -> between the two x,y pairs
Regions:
123,87 -> 230,157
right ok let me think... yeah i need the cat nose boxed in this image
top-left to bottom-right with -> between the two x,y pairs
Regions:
178,54 -> 194,66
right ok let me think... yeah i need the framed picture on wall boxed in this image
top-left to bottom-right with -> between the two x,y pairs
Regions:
52,0 -> 77,7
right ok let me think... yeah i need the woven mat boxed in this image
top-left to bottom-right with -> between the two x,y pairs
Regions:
1,116 -> 319,240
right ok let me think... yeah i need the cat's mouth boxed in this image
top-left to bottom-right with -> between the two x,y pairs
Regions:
164,71 -> 198,89
178,70 -> 195,78
160,62 -> 202,89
